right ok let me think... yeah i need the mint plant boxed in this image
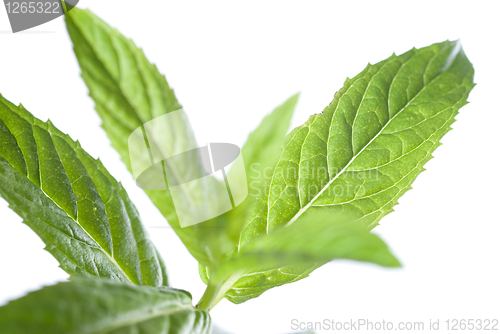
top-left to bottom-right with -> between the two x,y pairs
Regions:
0,6 -> 474,333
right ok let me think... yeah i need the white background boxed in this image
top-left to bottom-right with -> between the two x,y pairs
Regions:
0,1 -> 499,333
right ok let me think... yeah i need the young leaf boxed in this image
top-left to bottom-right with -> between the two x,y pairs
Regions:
217,40 -> 475,303
226,93 -> 300,241
0,95 -> 167,287
0,279 -> 211,334
197,211 -> 400,310
231,93 -> 300,204
199,94 -> 299,276
197,94 -> 301,279
65,8 -> 221,265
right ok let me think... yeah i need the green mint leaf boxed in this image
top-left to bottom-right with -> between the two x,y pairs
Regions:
198,95 -> 299,285
226,94 -> 299,241
0,279 -> 211,334
234,93 -> 300,201
222,40 -> 475,303
65,8 -> 221,265
0,94 -> 167,286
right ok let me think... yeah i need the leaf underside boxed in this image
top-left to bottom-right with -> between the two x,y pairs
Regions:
0,95 -> 168,287
0,279 -> 211,334
214,211 -> 401,282
223,40 -> 474,303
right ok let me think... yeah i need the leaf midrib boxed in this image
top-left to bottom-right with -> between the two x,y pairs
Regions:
38,184 -> 135,284
0,128 -> 136,283
86,303 -> 194,334
36,128 -> 136,284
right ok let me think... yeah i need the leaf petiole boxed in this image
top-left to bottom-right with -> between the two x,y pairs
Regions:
196,270 -> 244,312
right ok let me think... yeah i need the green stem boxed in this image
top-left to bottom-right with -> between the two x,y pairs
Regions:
195,270 -> 244,312
196,282 -> 223,312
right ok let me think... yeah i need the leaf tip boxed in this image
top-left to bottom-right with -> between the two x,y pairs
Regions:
390,256 -> 403,268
